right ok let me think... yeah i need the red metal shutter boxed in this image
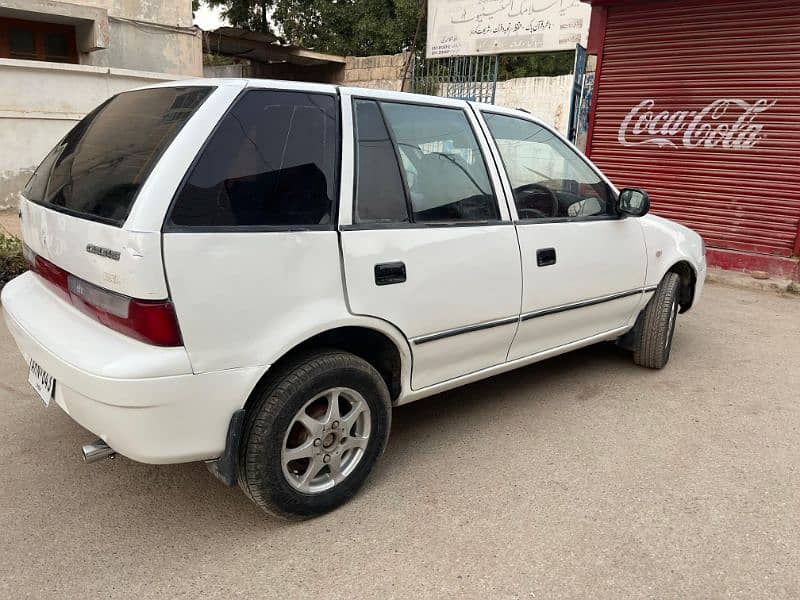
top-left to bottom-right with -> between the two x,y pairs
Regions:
588,0 -> 800,257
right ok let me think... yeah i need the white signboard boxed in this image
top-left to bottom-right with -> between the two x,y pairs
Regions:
426,0 -> 590,58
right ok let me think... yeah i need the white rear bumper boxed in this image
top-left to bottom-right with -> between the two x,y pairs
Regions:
2,273 -> 263,463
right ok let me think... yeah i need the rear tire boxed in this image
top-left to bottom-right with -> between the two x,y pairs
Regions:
633,272 -> 681,369
238,350 -> 391,519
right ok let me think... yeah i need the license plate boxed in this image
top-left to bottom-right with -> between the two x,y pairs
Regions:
28,359 -> 55,407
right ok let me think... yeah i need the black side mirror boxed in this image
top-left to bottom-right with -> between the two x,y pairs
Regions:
617,187 -> 650,217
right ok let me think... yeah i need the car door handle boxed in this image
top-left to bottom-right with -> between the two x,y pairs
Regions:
374,262 -> 406,286
536,247 -> 557,267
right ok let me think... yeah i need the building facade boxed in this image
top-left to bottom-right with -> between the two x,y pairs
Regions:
581,0 -> 800,280
0,0 -> 202,208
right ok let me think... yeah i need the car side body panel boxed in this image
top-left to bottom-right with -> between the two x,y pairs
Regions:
340,225 -> 522,389
164,231 -> 347,373
639,214 -> 707,306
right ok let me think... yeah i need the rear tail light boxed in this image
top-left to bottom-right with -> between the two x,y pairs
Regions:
24,245 -> 182,347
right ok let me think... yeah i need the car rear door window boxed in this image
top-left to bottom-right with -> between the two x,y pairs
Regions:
381,102 -> 498,223
352,99 -> 499,225
169,90 -> 339,229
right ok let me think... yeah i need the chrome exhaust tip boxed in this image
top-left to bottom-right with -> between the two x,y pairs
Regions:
81,439 -> 115,463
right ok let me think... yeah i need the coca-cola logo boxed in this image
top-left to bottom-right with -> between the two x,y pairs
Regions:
618,98 -> 777,150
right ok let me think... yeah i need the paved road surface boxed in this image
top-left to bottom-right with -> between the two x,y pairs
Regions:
1,283 -> 798,599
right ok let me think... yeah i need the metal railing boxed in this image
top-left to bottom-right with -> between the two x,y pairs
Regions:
409,55 -> 499,104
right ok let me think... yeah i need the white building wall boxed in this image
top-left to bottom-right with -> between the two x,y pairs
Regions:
0,0 -> 201,77
203,64 -> 245,78
493,74 -> 573,135
0,0 -> 201,209
0,59 -> 179,209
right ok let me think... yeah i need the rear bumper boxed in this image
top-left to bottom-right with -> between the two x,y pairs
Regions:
2,273 -> 264,463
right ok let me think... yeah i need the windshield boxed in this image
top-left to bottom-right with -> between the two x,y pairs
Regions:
24,86 -> 213,226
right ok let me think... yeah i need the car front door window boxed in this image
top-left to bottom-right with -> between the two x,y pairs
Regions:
483,113 -> 615,220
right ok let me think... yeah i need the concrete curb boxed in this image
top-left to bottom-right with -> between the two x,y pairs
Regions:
706,267 -> 800,297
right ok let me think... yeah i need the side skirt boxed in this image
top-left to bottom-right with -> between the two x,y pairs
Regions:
396,325 -> 630,406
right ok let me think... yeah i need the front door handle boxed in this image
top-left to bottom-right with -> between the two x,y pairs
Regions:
536,247 -> 557,267
374,261 -> 406,285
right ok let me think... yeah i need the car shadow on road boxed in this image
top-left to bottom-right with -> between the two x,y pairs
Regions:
373,341 -> 636,479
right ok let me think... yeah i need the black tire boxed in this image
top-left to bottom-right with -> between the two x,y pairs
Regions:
633,272 -> 681,369
238,350 -> 391,519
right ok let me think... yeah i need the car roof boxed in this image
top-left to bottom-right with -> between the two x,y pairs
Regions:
133,77 -> 548,124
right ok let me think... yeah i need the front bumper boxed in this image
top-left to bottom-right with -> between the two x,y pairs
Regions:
2,273 -> 263,464
693,259 -> 707,308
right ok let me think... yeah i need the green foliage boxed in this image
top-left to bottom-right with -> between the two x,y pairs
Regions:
205,0 -> 276,34
0,232 -> 26,290
275,0 -> 423,56
202,0 -> 425,56
498,51 -> 575,80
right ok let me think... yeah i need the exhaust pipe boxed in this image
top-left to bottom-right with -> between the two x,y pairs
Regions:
81,439 -> 115,463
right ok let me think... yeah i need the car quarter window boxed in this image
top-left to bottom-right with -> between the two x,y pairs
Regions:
168,90 -> 339,228
353,99 -> 499,224
483,112 -> 615,221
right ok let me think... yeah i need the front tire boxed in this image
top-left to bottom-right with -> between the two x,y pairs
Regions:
633,272 -> 681,369
239,350 -> 391,519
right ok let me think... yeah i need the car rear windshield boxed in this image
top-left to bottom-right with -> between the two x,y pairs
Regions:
24,86 -> 214,226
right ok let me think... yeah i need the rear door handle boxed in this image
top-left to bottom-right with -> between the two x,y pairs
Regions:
374,261 -> 406,285
536,247 -> 557,267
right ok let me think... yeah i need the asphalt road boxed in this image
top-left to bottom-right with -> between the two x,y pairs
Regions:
1,283 -> 798,599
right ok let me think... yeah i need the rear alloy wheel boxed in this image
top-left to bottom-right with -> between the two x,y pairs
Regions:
239,350 -> 391,518
633,272 -> 681,369
281,387 -> 371,494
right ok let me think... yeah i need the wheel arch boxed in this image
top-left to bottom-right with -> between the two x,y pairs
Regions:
243,319 -> 412,414
666,260 -> 697,313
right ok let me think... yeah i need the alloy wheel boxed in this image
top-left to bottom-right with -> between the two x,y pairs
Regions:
281,387 -> 371,494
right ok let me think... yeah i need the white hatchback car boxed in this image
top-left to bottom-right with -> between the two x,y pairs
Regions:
2,79 -> 706,517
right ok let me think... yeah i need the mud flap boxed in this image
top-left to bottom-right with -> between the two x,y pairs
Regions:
205,409 -> 246,487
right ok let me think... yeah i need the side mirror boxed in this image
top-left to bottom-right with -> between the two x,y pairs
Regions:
617,187 -> 650,217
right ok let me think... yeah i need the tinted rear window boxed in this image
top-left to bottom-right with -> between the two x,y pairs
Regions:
167,89 -> 339,229
24,86 -> 213,226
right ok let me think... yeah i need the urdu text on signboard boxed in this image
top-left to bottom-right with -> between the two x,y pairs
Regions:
426,0 -> 590,58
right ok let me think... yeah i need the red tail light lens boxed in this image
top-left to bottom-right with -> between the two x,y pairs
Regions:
26,246 -> 182,347
32,253 -> 69,299
67,276 -> 183,346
